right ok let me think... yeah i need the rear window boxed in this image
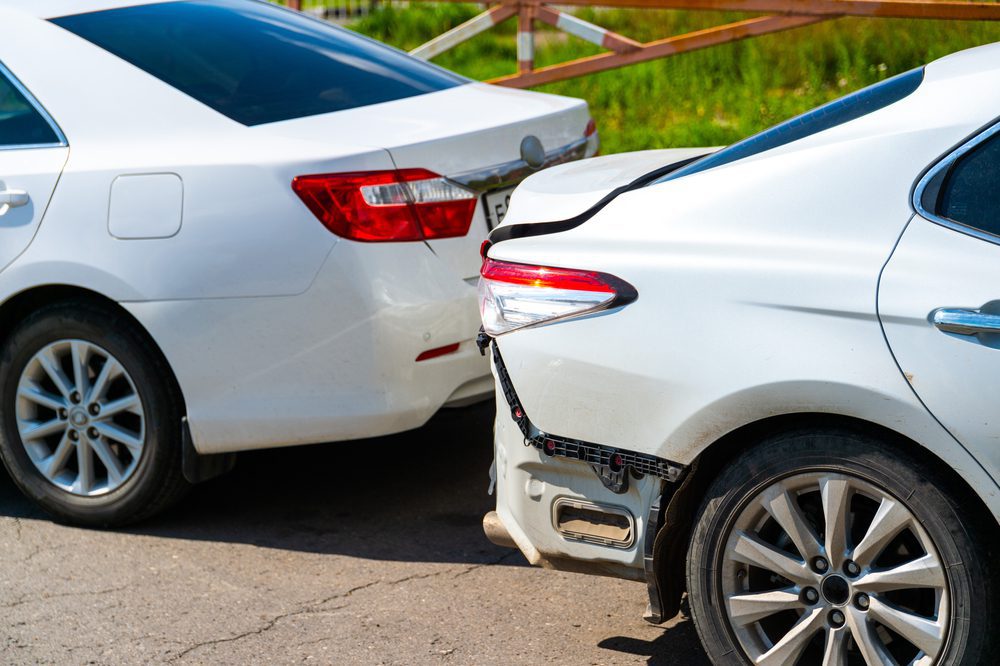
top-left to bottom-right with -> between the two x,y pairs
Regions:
654,67 -> 925,184
0,64 -> 61,147
52,0 -> 466,126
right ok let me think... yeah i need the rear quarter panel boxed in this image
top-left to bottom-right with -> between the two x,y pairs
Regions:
0,10 -> 398,300
490,75 -> 1000,517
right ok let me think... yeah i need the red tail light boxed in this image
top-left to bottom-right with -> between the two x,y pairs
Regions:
292,169 -> 477,242
584,118 -> 597,137
478,257 -> 636,335
480,258 -> 616,293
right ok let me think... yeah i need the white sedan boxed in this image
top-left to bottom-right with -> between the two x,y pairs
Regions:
0,0 -> 596,526
480,44 -> 1000,664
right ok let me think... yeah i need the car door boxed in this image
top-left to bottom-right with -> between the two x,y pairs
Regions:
879,120 -> 1000,484
0,61 -> 68,272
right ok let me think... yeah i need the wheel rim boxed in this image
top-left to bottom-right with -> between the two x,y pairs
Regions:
720,471 -> 949,666
15,339 -> 145,497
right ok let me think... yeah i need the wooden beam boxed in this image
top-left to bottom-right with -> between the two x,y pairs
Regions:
535,6 -> 643,53
410,4 -> 517,60
490,13 -> 830,87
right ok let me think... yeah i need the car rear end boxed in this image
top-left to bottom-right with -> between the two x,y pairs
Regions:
37,0 -> 597,452
266,82 -> 597,425
474,150 -> 709,583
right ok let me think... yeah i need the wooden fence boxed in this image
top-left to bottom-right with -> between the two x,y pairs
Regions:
286,0 -> 382,20
287,0 -> 1000,87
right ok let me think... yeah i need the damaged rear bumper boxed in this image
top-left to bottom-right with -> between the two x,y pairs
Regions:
485,336 -> 688,619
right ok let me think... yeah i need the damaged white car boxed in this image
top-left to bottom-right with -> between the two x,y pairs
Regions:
480,44 -> 1000,665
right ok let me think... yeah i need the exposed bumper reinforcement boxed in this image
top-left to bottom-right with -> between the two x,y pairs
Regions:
490,339 -> 686,485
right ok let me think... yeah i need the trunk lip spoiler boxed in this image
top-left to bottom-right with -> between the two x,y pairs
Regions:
486,152 -> 707,246
449,136 -> 589,193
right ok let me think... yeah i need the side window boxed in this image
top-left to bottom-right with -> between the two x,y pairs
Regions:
0,65 -> 60,148
935,130 -> 1000,236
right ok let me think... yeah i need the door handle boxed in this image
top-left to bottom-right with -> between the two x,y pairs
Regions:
932,308 -> 1000,336
0,189 -> 29,216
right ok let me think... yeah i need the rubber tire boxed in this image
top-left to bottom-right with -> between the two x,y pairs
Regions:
686,429 -> 999,665
0,301 -> 189,527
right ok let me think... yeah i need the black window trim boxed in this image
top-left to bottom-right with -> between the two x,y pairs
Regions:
0,60 -> 67,151
913,117 -> 1000,246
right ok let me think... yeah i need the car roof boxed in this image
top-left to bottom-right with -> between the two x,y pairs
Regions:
926,40 -> 1000,79
6,0 -> 186,20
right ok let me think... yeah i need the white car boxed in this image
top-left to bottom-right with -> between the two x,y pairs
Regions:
480,44 -> 1000,665
0,0 -> 597,526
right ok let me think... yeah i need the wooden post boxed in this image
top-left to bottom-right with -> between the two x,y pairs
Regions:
517,3 -> 536,74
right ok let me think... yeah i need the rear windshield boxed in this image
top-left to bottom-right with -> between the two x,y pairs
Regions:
653,67 -> 925,184
52,0 -> 466,126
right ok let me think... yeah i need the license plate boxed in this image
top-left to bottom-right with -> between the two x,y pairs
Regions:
482,187 -> 515,230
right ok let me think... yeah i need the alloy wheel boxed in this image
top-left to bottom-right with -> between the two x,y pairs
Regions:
721,471 -> 948,665
15,339 -> 145,496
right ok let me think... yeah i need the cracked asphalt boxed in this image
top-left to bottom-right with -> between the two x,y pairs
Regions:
0,403 -> 709,665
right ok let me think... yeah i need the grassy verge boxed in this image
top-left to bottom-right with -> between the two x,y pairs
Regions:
345,4 -> 1000,153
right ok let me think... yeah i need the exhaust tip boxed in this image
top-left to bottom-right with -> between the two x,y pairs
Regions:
483,511 -> 516,549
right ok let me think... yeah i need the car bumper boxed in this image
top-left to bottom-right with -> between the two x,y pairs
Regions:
488,343 -> 666,582
124,239 -> 491,454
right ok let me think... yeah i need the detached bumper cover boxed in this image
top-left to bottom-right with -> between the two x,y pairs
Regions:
489,338 -> 686,486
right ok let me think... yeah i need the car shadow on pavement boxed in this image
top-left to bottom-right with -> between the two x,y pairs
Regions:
143,402 -> 510,566
599,626 -> 710,666
598,598 -> 711,665
0,402 -> 507,565
0,401 -> 711,664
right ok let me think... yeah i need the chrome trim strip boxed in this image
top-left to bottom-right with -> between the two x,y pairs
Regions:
0,60 -> 68,150
912,119 -> 1000,246
450,136 -> 588,192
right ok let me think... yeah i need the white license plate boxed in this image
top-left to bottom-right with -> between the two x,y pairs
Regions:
482,187 -> 515,230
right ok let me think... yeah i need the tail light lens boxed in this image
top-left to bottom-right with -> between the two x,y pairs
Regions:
292,169 -> 477,242
479,257 -> 636,336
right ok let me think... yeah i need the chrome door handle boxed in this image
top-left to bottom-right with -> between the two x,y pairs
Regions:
0,189 -> 29,216
932,308 -> 1000,335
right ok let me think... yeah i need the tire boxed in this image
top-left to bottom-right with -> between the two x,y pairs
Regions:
0,301 -> 189,527
686,429 -> 998,665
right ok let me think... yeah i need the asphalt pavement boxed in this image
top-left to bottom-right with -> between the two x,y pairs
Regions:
0,403 -> 709,665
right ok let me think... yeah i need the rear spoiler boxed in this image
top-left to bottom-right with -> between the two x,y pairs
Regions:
486,152 -> 707,246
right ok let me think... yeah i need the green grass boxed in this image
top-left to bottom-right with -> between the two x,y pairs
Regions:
344,4 -> 1000,153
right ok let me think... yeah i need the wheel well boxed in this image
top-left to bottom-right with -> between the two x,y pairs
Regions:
0,285 -> 186,414
652,412 -> 994,622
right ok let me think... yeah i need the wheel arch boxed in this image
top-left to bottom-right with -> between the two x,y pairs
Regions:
651,411 -> 998,623
0,284 -> 188,416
